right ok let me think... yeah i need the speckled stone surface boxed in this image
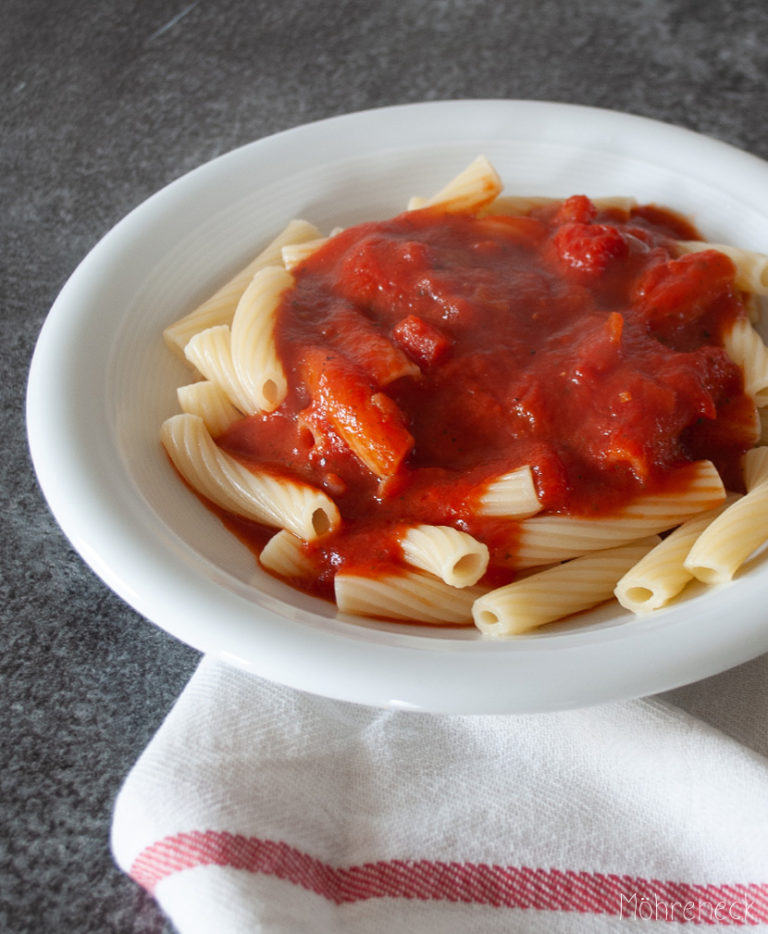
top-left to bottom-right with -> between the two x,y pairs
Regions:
3,1 -> 768,930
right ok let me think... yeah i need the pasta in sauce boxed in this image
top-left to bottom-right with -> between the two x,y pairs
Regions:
162,157 -> 768,634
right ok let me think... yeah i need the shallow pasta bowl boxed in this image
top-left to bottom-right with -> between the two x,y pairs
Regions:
26,100 -> 768,714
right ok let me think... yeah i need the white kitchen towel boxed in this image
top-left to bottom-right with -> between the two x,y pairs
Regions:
112,654 -> 768,932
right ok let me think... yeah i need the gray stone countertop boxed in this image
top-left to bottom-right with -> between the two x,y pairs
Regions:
3,1 -> 768,930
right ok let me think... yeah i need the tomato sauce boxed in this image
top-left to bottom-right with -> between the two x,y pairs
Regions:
216,197 -> 755,595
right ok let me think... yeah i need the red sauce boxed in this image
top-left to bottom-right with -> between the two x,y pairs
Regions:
216,197 -> 754,597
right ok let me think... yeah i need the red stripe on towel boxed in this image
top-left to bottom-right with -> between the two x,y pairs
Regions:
130,831 -> 768,923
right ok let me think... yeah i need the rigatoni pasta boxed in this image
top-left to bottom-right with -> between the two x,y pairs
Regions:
486,194 -> 638,217
335,569 -> 485,625
501,461 -> 725,570
474,537 -> 661,636
160,157 -> 768,636
259,529 -> 316,580
614,495 -> 740,614
163,219 -> 321,357
722,317 -> 768,406
177,381 -> 241,438
281,237 -> 329,271
230,265 -> 294,414
399,525 -> 489,588
476,466 -> 542,519
407,154 -> 502,213
183,324 -> 251,414
162,413 -> 340,540
683,448 -> 768,584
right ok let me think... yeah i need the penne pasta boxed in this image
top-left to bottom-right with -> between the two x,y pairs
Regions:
259,529 -> 316,579
485,194 -> 638,216
614,495 -> 740,613
281,237 -> 328,271
473,537 -> 661,636
230,265 -> 293,414
163,219 -> 321,356
399,525 -> 489,588
744,444 -> 768,489
183,324 -> 251,414
408,155 -> 502,214
161,413 -> 340,540
503,461 -> 725,569
743,292 -> 761,324
593,195 -> 639,213
406,196 -> 428,211
482,195 -> 557,215
335,569 -> 484,625
684,447 -> 768,584
475,466 -> 541,519
160,157 -> 768,635
760,409 -> 768,445
177,380 -> 241,438
722,317 -> 768,407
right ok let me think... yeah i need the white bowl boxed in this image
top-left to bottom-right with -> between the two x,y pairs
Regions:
27,100 -> 768,713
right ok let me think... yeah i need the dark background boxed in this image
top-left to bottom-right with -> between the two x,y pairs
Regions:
3,1 -> 768,931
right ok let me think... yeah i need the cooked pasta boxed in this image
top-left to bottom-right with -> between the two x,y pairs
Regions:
684,447 -> 768,584
502,461 -> 725,569
399,525 -> 489,588
614,495 -> 740,613
474,537 -> 660,636
161,413 -> 340,540
407,155 -> 502,214
160,156 -> 768,635
722,317 -> 768,407
259,529 -> 316,579
163,219 -> 320,356
282,238 -> 328,271
335,569 -> 484,625
177,381 -> 241,438
230,265 -> 293,414
486,194 -> 638,216
183,324 -> 251,414
476,466 -> 542,519
760,409 -> 768,445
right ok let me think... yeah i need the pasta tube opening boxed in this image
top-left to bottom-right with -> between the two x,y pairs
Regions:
311,507 -> 334,538
452,552 -> 487,585
621,585 -> 656,609
399,525 -> 489,588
